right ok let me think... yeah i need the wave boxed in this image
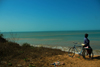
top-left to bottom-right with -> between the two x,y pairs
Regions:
26,44 -> 100,55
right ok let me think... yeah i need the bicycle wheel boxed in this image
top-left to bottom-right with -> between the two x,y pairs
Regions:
68,47 -> 75,57
82,49 -> 86,58
82,49 -> 94,59
91,51 -> 94,59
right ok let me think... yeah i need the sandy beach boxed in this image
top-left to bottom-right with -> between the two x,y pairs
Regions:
44,54 -> 100,67
0,36 -> 100,67
0,44 -> 100,67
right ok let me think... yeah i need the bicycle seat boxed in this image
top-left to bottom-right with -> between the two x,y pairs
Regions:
84,46 -> 88,48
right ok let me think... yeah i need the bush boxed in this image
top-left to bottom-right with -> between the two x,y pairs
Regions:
22,43 -> 31,47
0,34 -> 7,42
8,63 -> 12,66
0,34 -> 3,38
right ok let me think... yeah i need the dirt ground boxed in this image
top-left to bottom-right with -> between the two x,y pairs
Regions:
0,41 -> 100,67
44,54 -> 100,67
0,46 -> 100,67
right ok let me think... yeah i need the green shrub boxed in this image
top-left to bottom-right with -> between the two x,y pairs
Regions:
0,33 -> 7,42
22,43 -> 31,47
0,34 -> 3,38
8,63 -> 12,66
29,64 -> 36,67
24,58 -> 27,61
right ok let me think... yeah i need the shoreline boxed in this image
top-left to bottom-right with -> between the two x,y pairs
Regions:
20,44 -> 100,55
32,44 -> 100,55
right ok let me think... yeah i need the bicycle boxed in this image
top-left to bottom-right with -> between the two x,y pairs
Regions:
68,45 -> 94,59
82,47 -> 94,59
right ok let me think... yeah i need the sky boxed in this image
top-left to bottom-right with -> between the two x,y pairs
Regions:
0,0 -> 100,32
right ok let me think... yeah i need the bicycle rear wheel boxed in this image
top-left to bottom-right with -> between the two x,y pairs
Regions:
82,49 -> 86,58
91,52 -> 94,59
82,49 -> 94,59
68,47 -> 75,57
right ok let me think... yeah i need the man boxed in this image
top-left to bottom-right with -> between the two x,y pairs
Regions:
83,33 -> 92,58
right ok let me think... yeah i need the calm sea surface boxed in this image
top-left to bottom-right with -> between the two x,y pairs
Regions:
2,30 -> 100,55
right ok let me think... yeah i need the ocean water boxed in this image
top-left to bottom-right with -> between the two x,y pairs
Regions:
2,30 -> 100,55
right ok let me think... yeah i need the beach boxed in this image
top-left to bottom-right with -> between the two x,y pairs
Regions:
44,54 -> 100,67
0,30 -> 100,67
1,48 -> 100,67
0,41 -> 100,67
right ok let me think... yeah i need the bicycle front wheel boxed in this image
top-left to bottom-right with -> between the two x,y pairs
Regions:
68,47 -> 75,57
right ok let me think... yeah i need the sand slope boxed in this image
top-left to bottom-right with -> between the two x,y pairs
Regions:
44,54 -> 100,67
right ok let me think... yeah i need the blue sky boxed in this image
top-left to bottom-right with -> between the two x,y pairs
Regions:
0,0 -> 100,32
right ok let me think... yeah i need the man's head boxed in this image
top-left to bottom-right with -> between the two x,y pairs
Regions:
85,33 -> 88,38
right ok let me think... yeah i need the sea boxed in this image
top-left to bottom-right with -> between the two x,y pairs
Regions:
1,30 -> 100,55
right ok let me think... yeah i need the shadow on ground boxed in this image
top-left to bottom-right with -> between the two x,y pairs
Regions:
93,56 -> 100,60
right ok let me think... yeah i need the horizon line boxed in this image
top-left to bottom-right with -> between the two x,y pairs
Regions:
1,29 -> 100,33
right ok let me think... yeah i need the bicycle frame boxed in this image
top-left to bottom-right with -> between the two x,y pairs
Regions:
73,45 -> 83,55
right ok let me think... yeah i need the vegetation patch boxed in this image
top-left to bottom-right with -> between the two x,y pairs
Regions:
22,43 -> 31,47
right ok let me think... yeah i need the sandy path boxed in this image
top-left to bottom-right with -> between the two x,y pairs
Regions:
44,53 -> 100,67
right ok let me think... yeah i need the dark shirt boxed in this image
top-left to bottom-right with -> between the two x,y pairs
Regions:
84,37 -> 90,47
